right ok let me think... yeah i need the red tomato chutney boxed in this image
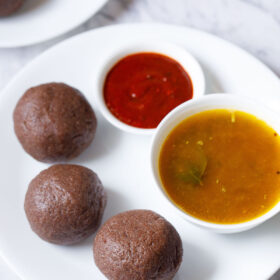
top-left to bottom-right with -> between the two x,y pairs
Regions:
103,52 -> 193,129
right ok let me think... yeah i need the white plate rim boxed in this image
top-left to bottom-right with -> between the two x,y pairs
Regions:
1,22 -> 279,89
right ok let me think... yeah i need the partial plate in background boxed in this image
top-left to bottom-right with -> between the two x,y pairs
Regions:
0,0 -> 108,47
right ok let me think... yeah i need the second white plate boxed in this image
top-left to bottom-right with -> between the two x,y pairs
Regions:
0,0 -> 107,47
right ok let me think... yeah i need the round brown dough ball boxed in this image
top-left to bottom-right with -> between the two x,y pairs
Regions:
24,164 -> 107,245
13,83 -> 97,163
94,210 -> 183,280
0,0 -> 24,16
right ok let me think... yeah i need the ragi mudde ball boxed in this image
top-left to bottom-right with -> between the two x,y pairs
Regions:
94,210 -> 183,280
13,83 -> 97,163
0,0 -> 24,16
24,164 -> 107,245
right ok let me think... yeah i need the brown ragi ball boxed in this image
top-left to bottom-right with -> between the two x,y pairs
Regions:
94,210 -> 183,280
0,0 -> 24,16
24,164 -> 107,245
13,83 -> 97,163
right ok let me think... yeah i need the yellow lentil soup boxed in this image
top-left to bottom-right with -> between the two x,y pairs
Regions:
159,109 -> 280,224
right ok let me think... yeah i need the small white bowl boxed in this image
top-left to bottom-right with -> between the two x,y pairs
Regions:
151,93 -> 280,233
94,40 -> 205,135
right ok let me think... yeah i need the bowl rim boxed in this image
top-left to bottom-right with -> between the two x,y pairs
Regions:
151,93 -> 280,232
94,39 -> 206,135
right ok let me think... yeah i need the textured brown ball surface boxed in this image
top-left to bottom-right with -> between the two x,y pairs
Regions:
94,210 -> 183,280
13,83 -> 97,163
24,164 -> 107,245
0,0 -> 24,16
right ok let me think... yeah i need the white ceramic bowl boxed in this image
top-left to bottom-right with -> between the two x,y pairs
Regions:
151,93 -> 280,233
94,40 -> 205,135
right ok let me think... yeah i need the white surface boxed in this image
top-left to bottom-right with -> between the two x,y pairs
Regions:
94,40 -> 205,135
0,0 -> 107,47
151,94 -> 280,233
0,23 -> 280,280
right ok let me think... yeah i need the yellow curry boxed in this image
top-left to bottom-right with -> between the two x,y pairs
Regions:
159,109 -> 280,224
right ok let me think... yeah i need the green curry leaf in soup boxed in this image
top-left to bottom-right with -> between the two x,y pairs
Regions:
176,146 -> 207,186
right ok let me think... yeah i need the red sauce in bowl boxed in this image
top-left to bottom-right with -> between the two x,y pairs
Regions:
103,52 -> 193,129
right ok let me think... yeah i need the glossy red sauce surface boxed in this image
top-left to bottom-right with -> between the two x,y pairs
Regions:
104,52 -> 193,129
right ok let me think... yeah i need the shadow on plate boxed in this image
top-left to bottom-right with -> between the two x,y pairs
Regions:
221,211 -> 280,242
19,0 -> 49,14
175,240 -> 216,280
200,62 -> 224,94
102,187 -> 133,221
76,118 -> 122,163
